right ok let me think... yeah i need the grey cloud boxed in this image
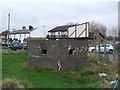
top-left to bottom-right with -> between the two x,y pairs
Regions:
0,1 -> 118,33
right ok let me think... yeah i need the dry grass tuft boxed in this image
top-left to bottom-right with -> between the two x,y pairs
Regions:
2,78 -> 25,88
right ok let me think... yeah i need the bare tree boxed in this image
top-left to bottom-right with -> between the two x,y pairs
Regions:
90,21 -> 107,37
109,26 -> 118,37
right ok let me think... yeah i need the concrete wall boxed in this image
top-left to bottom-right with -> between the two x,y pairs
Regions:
27,39 -> 88,70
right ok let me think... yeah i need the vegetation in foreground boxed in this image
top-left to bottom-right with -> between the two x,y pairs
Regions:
2,52 -> 118,88
1,46 -> 8,49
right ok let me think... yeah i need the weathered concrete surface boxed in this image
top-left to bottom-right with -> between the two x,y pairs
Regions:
28,39 -> 88,70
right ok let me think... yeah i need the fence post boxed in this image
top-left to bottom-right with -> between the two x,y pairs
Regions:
113,37 -> 116,61
98,42 -> 100,56
94,38 -> 97,54
104,38 -> 107,58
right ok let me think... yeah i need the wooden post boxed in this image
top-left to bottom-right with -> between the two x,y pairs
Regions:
113,36 -> 116,61
94,37 -> 97,54
98,42 -> 100,56
104,38 -> 107,58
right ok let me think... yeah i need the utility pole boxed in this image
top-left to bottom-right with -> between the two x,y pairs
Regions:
8,13 -> 10,49
43,26 -> 45,38
8,13 -> 10,31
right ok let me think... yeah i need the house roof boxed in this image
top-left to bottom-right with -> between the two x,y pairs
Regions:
1,30 -> 10,35
48,25 -> 77,32
48,22 -> 89,32
9,28 -> 37,35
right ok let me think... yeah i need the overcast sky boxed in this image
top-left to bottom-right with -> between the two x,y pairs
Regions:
0,0 -> 118,37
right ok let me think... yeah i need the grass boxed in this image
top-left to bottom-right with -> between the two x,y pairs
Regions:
0,46 -> 8,49
2,52 -> 118,88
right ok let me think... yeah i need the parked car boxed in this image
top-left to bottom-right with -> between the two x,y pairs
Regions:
89,44 -> 113,54
2,42 -> 8,46
9,42 -> 24,50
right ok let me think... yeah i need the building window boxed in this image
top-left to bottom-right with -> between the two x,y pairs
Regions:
69,49 -> 76,55
69,49 -> 73,54
42,49 -> 47,54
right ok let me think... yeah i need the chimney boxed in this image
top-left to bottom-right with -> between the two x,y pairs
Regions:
22,26 -> 26,30
29,25 -> 33,30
